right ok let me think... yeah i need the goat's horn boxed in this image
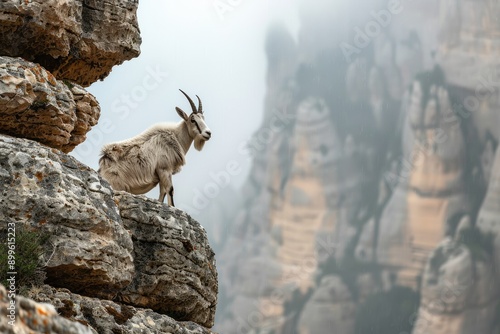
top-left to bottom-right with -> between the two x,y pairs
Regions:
179,89 -> 197,113
196,95 -> 203,114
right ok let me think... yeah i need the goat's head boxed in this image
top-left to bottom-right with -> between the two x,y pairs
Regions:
176,89 -> 212,151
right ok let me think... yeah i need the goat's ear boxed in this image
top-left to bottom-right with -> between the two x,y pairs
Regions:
176,107 -> 189,121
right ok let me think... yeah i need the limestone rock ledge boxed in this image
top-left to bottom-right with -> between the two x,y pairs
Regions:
0,284 -> 215,334
0,0 -> 141,86
0,134 -> 134,299
115,192 -> 219,329
0,57 -> 100,153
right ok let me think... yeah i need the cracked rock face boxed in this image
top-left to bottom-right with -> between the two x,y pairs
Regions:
114,192 -> 218,328
0,134 -> 134,299
0,57 -> 100,153
0,0 -> 141,87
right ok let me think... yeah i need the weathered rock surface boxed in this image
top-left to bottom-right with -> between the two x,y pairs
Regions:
0,0 -> 141,86
0,57 -> 100,153
0,134 -> 134,299
413,230 -> 498,334
13,284 -> 214,334
297,275 -> 356,334
0,284 -> 93,334
114,192 -> 218,328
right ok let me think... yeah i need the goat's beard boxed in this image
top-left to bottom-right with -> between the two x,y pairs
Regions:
194,136 -> 206,151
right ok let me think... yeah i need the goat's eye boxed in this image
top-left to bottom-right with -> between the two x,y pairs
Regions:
190,119 -> 196,123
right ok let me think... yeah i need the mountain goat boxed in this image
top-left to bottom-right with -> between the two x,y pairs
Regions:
98,89 -> 212,206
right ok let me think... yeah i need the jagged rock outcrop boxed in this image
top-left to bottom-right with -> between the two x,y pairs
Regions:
0,0 -> 141,86
297,275 -> 355,334
30,284 -> 216,334
0,134 -> 134,299
0,283 -> 215,334
114,192 -> 218,328
0,284 -> 93,334
0,57 -> 100,153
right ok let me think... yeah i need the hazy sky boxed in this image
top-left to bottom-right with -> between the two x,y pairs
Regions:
71,0 -> 300,217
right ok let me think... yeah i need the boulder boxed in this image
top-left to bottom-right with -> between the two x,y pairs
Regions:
0,134 -> 134,299
0,0 -> 141,86
0,57 -> 100,153
114,192 -> 218,328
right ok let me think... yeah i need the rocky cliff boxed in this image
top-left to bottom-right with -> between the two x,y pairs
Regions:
0,135 -> 218,333
0,1 -> 218,333
215,0 -> 500,333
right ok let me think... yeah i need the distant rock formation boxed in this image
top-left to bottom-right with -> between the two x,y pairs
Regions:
376,67 -> 469,287
215,0 -> 500,333
414,226 -> 498,334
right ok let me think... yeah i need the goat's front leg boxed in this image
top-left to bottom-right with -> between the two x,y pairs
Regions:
157,170 -> 174,206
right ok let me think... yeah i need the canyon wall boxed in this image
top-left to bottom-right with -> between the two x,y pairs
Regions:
216,0 -> 500,333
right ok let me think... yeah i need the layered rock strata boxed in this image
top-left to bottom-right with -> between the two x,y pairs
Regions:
0,57 -> 100,153
377,71 -> 469,287
0,0 -> 141,86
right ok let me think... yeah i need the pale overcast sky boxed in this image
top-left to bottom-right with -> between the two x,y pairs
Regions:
71,0 -> 300,218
